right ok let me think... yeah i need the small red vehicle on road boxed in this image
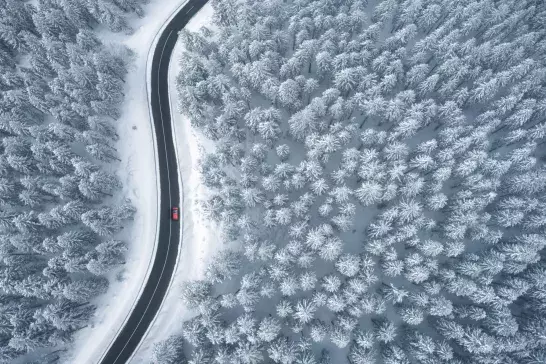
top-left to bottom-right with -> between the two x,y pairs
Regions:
171,206 -> 179,221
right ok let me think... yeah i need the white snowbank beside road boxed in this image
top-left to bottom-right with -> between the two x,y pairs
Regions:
63,1 -> 191,363
130,3 -> 223,362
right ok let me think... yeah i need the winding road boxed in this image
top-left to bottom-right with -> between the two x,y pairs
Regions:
99,1 -> 208,362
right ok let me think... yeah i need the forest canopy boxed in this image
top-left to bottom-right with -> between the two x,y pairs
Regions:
160,0 -> 546,363
0,0 -> 147,361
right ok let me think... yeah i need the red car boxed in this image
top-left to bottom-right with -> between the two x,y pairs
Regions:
171,206 -> 179,221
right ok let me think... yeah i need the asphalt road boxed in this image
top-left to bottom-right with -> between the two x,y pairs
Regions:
99,1 -> 208,363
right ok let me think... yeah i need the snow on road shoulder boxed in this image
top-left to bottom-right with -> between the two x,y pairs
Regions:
63,1 -> 191,363
130,3 -> 222,362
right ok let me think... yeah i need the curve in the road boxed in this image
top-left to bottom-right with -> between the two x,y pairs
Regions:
99,1 -> 208,363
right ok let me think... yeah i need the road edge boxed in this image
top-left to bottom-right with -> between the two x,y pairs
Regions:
125,1 -> 190,361
95,2 -> 188,363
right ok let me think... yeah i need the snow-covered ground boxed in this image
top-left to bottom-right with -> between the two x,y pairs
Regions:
130,3 -> 223,362
62,1 -> 197,363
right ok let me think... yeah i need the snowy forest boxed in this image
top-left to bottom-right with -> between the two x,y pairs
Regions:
160,0 -> 546,363
0,0 -> 148,362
